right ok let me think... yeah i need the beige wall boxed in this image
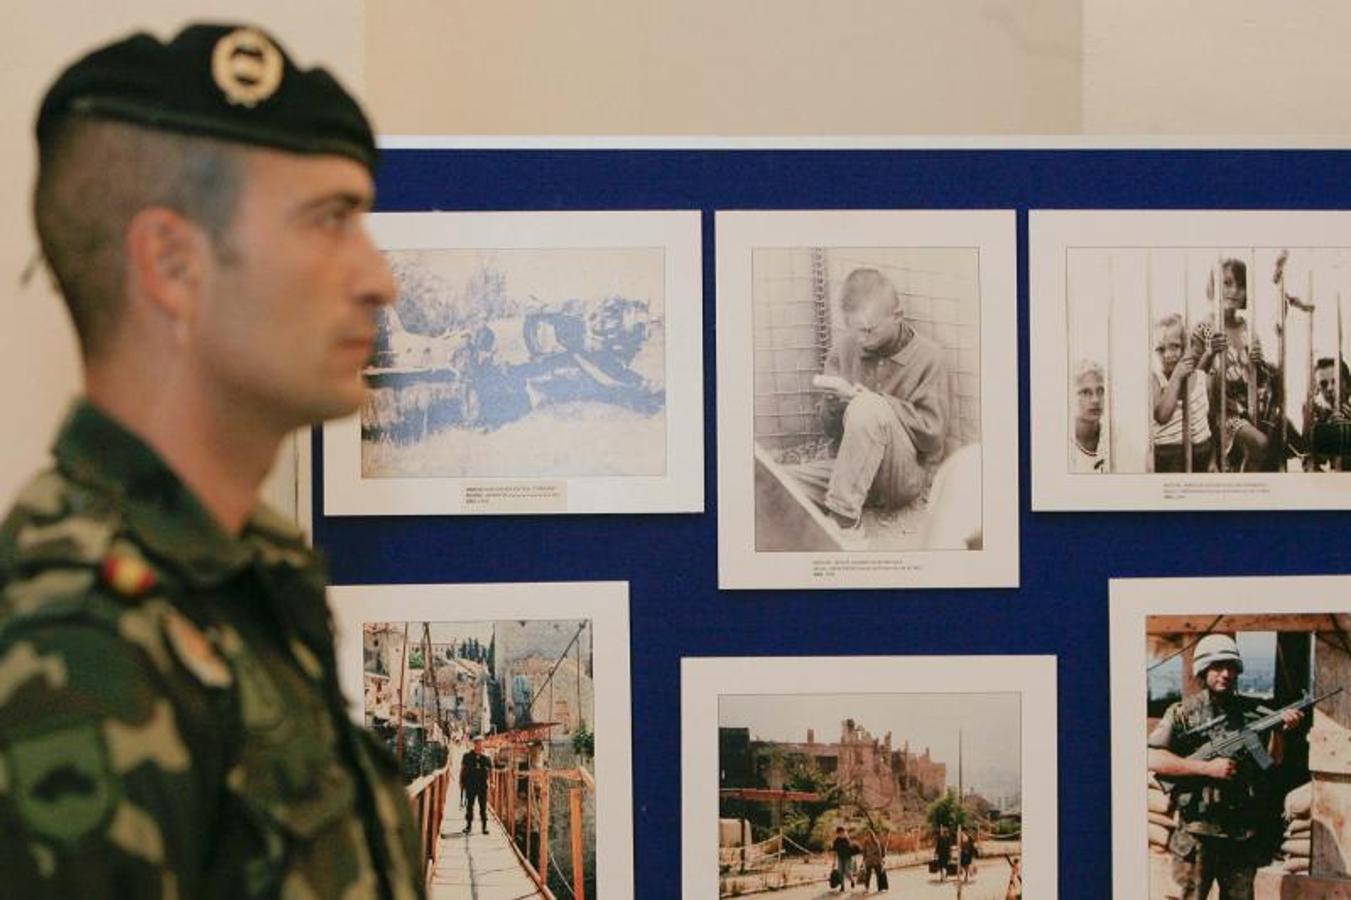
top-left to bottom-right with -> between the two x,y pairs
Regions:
1083,2 -> 1351,134
366,0 -> 1083,135
2,2 -> 363,509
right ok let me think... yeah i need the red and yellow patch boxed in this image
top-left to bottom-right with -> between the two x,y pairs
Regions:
100,554 -> 156,598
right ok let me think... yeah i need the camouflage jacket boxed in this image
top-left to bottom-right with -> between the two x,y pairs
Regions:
1148,689 -> 1268,840
0,402 -> 423,899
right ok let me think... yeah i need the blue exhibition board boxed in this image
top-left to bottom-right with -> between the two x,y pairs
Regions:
311,146 -> 1351,898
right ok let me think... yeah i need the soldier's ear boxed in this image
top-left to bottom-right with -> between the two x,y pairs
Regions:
125,206 -> 209,330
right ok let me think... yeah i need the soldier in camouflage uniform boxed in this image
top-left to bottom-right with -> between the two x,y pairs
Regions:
0,24 -> 423,899
1147,634 -> 1304,900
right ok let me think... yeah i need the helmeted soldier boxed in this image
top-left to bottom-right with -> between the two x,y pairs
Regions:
1147,633 -> 1304,900
0,23 -> 423,898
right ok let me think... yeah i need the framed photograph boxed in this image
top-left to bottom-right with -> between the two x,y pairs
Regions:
1032,210 -> 1351,510
682,655 -> 1055,899
715,210 -> 1018,589
330,581 -> 633,898
323,210 -> 703,515
1109,576 -> 1351,900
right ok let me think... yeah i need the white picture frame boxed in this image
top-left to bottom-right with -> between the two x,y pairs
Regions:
682,654 -> 1057,899
715,210 -> 1019,589
1108,575 -> 1351,900
330,580 -> 634,897
323,210 -> 703,516
1032,210 -> 1351,510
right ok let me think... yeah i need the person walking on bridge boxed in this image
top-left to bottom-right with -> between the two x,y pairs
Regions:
460,737 -> 493,835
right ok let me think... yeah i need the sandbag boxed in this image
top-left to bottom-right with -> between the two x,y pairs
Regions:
1149,811 -> 1176,830
1283,856 -> 1310,874
1280,836 -> 1311,858
1148,823 -> 1172,848
1285,782 -> 1313,818
1148,789 -> 1172,815
1286,817 -> 1311,836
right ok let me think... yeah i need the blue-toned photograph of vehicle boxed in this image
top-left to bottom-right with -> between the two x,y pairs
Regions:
361,247 -> 666,479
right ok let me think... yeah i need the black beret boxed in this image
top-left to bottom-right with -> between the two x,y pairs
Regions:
36,23 -> 377,175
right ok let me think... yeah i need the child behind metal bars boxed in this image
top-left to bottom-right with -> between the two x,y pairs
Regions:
1151,312 -> 1215,472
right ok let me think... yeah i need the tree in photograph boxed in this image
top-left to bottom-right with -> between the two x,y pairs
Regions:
572,724 -> 594,761
780,755 -> 847,849
925,788 -> 972,834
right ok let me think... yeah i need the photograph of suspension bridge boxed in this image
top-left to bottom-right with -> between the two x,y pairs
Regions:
718,692 -> 1023,898
364,617 -> 597,899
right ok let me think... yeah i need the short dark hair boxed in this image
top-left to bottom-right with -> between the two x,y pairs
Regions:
1316,356 -> 1337,371
839,267 -> 901,315
33,115 -> 246,356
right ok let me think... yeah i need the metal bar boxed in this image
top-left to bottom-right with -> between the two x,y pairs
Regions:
508,751 -> 517,840
570,787 -> 585,900
1106,255 -> 1116,473
538,773 -> 551,882
956,728 -> 964,900
811,248 -> 830,372
1338,276 -> 1345,471
1181,254 -> 1193,472
1215,256 -> 1227,472
1247,251 -> 1258,433
1145,251 -> 1156,473
1279,253 -> 1289,466
396,622 -> 410,768
1309,270 -> 1317,468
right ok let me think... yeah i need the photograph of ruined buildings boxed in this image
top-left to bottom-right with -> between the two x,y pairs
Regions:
718,693 -> 1020,898
1144,613 -> 1351,899
364,618 -> 597,899
362,247 -> 666,479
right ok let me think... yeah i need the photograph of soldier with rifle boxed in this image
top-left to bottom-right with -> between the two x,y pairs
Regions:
1117,593 -> 1351,900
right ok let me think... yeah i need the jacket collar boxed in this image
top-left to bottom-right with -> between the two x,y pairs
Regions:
52,400 -> 310,588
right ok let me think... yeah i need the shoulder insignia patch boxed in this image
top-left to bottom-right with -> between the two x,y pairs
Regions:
101,553 -> 156,599
163,612 -> 232,690
8,721 -> 117,846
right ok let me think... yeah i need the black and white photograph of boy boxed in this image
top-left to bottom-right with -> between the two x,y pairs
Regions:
751,248 -> 982,553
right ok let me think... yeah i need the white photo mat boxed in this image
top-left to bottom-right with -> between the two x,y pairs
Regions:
330,581 -> 634,896
1108,575 -> 1350,900
323,210 -> 703,515
1031,210 -> 1351,511
681,654 -> 1058,899
715,210 -> 1019,589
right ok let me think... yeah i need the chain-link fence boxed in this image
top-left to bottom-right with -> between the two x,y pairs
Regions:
752,247 -> 981,455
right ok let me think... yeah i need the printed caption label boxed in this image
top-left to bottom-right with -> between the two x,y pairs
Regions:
461,481 -> 568,513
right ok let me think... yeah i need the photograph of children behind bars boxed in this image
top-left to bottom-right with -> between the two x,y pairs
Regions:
1068,247 -> 1351,476
751,247 -> 982,553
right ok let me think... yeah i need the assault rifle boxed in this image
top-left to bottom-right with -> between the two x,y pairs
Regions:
1180,687 -> 1342,772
